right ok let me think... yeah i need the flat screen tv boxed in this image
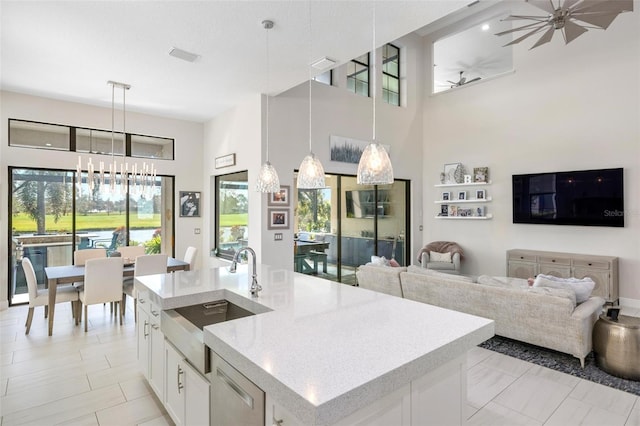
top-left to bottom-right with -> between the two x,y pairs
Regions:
512,168 -> 624,227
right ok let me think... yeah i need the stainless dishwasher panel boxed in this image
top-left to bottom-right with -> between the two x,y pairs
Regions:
210,352 -> 265,426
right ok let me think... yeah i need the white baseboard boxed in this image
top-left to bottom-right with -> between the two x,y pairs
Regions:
619,297 -> 640,309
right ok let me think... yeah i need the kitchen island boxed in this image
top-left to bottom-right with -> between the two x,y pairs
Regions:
135,264 -> 494,425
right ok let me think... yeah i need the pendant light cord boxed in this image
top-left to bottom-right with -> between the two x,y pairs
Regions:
265,20 -> 271,163
372,3 -> 376,142
308,0 -> 312,154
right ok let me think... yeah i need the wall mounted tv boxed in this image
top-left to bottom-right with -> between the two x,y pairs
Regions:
512,168 -> 624,227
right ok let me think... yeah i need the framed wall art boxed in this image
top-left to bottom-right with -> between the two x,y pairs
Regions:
268,185 -> 290,206
267,209 -> 289,230
179,191 -> 201,217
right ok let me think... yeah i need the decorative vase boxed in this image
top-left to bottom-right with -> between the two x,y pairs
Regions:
454,164 -> 465,183
439,172 -> 445,184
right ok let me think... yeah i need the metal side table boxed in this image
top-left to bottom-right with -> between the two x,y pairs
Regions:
592,313 -> 640,381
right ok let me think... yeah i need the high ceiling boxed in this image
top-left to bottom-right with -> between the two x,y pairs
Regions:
1,0 -> 489,123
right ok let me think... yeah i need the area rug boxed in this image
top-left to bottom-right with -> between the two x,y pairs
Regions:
479,336 -> 640,397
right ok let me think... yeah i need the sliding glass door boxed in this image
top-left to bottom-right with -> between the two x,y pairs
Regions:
294,173 -> 409,284
9,167 -> 174,305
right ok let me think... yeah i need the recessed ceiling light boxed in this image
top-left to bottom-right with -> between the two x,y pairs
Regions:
169,47 -> 200,63
311,57 -> 337,70
481,24 -> 490,31
45,143 -> 52,146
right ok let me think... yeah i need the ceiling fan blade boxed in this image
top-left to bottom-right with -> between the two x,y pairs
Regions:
563,0 -> 581,10
572,12 -> 621,29
526,0 -> 558,14
572,0 -> 633,14
466,77 -> 482,84
502,15 -> 550,21
562,20 -> 589,43
504,24 -> 550,46
529,26 -> 556,49
495,21 -> 548,36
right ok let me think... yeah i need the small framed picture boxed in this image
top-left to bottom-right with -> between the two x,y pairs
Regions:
268,185 -> 290,206
442,191 -> 451,201
473,167 -> 489,183
179,191 -> 201,217
458,191 -> 466,201
476,206 -> 486,217
440,205 -> 449,216
448,205 -> 458,217
267,209 -> 289,230
476,189 -> 486,200
443,163 -> 461,184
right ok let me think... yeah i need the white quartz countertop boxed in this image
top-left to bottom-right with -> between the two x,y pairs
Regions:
136,264 -> 494,425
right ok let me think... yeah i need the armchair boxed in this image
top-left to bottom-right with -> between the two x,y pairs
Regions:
417,241 -> 464,274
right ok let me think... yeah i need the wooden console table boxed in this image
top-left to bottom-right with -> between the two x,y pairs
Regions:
507,249 -> 619,304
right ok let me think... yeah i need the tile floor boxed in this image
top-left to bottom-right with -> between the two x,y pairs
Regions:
1,303 -> 639,426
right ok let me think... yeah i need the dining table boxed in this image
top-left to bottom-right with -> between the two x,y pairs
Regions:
44,257 -> 190,336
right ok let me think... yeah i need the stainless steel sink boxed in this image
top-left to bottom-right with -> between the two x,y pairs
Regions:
162,300 -> 255,374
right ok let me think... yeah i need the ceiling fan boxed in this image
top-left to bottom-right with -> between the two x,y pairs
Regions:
447,71 -> 481,88
496,0 -> 634,50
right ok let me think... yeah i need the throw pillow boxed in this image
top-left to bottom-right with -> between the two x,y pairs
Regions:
533,274 -> 595,304
371,255 -> 391,267
389,258 -> 401,267
430,251 -> 452,263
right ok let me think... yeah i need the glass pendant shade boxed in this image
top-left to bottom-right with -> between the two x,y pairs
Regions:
356,142 -> 394,185
297,152 -> 326,189
256,161 -> 280,193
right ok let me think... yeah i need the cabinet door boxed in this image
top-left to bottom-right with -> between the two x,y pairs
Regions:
538,263 -> 571,278
508,261 -> 536,279
149,314 -> 164,401
184,361 -> 210,426
137,309 -> 150,379
165,342 -> 185,426
573,267 -> 610,300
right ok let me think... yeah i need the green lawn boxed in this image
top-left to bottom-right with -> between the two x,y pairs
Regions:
11,212 -> 160,233
219,213 -> 248,227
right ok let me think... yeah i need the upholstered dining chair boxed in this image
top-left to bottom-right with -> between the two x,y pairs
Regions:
183,246 -> 198,271
122,254 -> 168,321
78,257 -> 124,332
116,245 -> 145,262
72,248 -> 107,290
23,257 -> 79,335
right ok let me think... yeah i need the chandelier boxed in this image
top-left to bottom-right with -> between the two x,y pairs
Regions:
77,81 -> 156,196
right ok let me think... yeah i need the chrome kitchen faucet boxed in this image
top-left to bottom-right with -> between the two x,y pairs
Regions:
229,247 -> 261,297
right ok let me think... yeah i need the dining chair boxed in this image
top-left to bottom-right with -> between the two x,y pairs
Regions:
183,246 -> 198,271
116,245 -> 146,262
72,248 -> 107,291
122,254 -> 168,321
23,257 -> 79,335
78,257 -> 124,332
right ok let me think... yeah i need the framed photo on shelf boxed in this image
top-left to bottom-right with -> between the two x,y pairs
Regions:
268,185 -> 290,206
458,208 -> 473,217
267,209 -> 289,230
476,206 -> 486,217
443,163 -> 461,184
473,167 -> 489,183
440,205 -> 449,216
179,191 -> 201,217
442,191 -> 451,201
476,189 -> 486,200
457,191 -> 466,201
448,205 -> 458,217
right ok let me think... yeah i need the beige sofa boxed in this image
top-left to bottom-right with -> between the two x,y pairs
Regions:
355,265 -> 605,367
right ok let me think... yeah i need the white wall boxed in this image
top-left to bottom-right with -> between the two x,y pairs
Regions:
0,91 -> 204,308
422,4 -> 640,303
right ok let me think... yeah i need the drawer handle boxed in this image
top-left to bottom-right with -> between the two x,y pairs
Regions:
216,367 -> 254,409
588,263 -> 592,266
177,366 -> 184,393
151,310 -> 159,317
520,256 -> 524,259
552,259 -> 556,262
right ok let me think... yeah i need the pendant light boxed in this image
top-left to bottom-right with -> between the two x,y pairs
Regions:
296,1 -> 325,189
356,4 -> 393,186
256,19 -> 281,193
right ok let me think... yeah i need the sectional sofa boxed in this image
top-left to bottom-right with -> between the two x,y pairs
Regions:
355,264 -> 605,367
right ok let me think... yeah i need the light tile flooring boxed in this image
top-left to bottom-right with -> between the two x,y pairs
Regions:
2,303 -> 639,426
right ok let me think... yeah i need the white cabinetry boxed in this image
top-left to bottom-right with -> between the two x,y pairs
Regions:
266,355 -> 466,426
137,292 -> 164,401
507,249 -> 619,303
434,182 -> 492,219
164,341 -> 210,426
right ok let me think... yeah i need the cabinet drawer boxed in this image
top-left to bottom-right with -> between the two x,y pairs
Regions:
538,256 -> 571,266
508,252 -> 537,262
573,259 -> 610,269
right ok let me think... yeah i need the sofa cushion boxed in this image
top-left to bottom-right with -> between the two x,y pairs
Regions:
407,265 -> 475,283
533,274 -> 595,304
430,251 -> 452,263
477,275 -> 529,289
527,286 -> 577,307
